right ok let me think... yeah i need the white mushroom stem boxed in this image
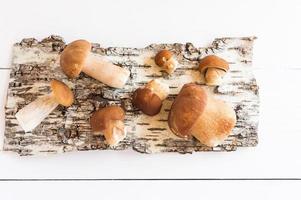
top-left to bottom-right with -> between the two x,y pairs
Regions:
15,93 -> 58,132
145,79 -> 170,100
84,53 -> 130,88
103,120 -> 127,146
205,68 -> 226,86
165,57 -> 178,74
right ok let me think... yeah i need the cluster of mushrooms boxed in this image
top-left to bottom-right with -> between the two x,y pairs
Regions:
15,40 -> 236,148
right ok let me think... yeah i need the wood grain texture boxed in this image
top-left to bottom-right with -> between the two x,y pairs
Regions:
3,35 -> 259,156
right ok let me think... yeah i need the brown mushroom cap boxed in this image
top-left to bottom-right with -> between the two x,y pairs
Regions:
155,50 -> 173,67
90,106 -> 125,134
50,79 -> 74,107
199,55 -> 229,74
60,40 -> 92,78
168,83 -> 207,138
132,88 -> 162,116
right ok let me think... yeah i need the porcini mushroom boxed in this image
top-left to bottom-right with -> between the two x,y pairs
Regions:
60,40 -> 130,88
155,50 -> 178,74
132,79 -> 169,116
90,106 -> 126,146
15,80 -> 74,132
168,83 -> 236,147
199,55 -> 229,86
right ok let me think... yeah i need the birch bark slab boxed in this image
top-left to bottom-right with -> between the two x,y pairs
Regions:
3,35 -> 259,156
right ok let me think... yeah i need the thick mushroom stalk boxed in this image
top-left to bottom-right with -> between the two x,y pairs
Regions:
83,54 -> 130,88
60,40 -> 130,88
168,83 -> 236,147
155,50 -> 178,74
15,80 -> 74,132
205,68 -> 226,86
199,55 -> 229,86
90,106 -> 126,146
132,79 -> 169,116
103,120 -> 126,146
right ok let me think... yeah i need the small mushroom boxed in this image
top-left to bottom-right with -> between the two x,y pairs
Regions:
15,80 -> 74,132
132,79 -> 169,116
199,55 -> 229,86
168,83 -> 236,147
60,40 -> 130,88
90,106 -> 126,146
154,50 -> 178,74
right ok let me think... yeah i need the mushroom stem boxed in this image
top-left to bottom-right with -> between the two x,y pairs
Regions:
189,101 -> 221,147
104,120 -> 126,146
15,93 -> 59,132
145,79 -> 169,100
165,57 -> 178,74
83,53 -> 130,88
189,95 -> 236,147
205,68 -> 226,86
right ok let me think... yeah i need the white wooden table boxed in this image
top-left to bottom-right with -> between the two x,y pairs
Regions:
1,0 -> 301,199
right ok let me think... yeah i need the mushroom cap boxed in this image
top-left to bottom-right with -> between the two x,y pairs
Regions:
199,55 -> 229,74
50,79 -> 74,107
90,106 -> 125,134
132,87 -> 162,116
155,50 -> 173,67
60,40 -> 92,78
168,83 -> 208,138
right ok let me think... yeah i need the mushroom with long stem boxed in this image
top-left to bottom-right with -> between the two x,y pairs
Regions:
90,106 -> 126,146
60,40 -> 130,88
15,80 -> 74,132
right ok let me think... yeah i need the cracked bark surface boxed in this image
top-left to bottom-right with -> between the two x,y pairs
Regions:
3,35 -> 259,156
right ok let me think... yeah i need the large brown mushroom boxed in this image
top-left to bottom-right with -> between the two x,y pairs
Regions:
90,106 -> 126,146
15,80 -> 74,132
60,40 -> 130,88
155,50 -> 178,74
168,83 -> 236,147
199,55 -> 229,86
132,79 -> 169,116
